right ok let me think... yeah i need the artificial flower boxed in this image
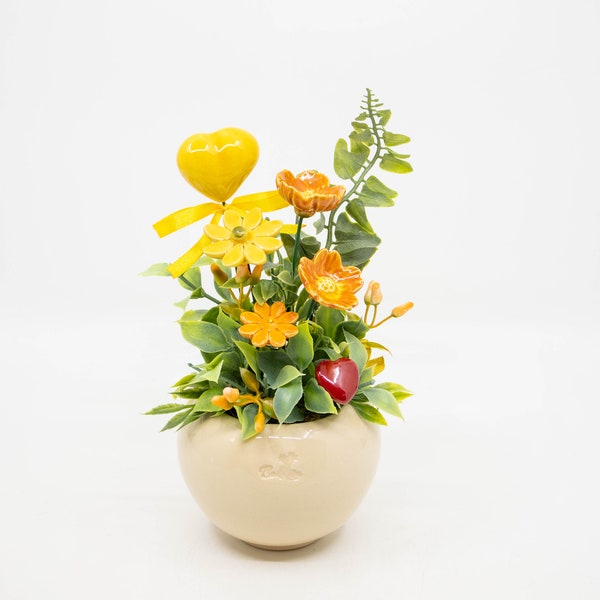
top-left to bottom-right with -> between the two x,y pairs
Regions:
298,249 -> 363,310
211,387 -> 241,411
364,281 -> 383,306
392,302 -> 414,318
276,170 -> 345,217
239,302 -> 299,348
211,386 -> 266,433
203,207 -> 283,267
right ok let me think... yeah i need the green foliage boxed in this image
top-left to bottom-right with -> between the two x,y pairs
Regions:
145,88 -> 414,439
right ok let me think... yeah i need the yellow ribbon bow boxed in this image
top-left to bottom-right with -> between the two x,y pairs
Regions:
153,128 -> 295,278
153,190 -> 291,277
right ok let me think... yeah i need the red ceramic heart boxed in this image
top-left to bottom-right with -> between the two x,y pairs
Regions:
315,358 -> 359,404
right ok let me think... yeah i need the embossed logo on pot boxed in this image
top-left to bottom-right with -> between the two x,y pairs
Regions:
259,453 -> 303,481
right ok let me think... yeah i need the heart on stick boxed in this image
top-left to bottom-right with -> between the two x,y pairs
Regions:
315,358 -> 359,404
176,128 -> 259,202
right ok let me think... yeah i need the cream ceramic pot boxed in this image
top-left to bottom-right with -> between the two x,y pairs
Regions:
177,404 -> 381,550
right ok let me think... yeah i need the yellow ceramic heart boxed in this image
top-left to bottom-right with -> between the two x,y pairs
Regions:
177,128 -> 259,202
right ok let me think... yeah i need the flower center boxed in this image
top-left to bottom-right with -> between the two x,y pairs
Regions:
317,276 -> 336,293
231,226 -> 248,242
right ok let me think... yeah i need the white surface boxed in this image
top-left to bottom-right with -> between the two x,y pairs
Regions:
1,0 -> 600,598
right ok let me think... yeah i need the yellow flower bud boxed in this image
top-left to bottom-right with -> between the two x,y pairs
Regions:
254,410 -> 265,433
391,302 -> 414,318
364,281 -> 383,306
210,263 -> 228,285
240,367 -> 260,393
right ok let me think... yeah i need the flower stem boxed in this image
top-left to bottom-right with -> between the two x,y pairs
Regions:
291,215 -> 304,277
200,289 -> 222,304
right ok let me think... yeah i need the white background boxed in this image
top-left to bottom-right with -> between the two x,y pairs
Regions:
1,0 -> 599,598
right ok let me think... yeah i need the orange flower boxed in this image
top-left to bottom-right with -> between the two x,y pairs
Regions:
211,387 -> 241,411
276,170 -> 345,217
298,249 -> 363,310
239,302 -> 299,348
211,386 -> 266,433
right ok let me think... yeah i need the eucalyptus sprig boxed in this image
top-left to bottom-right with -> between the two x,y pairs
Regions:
325,88 -> 412,268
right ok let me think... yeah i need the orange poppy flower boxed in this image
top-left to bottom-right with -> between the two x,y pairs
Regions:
239,302 -> 299,348
298,249 -> 363,310
275,170 -> 346,217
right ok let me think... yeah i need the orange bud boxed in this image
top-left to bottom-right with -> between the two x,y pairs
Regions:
254,410 -> 265,433
391,302 -> 414,318
249,264 -> 263,284
210,263 -> 228,285
235,264 -> 250,283
364,281 -> 383,306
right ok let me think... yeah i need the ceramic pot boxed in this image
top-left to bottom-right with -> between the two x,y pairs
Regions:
177,404 -> 380,550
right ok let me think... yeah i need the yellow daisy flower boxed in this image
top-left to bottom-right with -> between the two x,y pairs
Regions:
203,207 -> 283,267
239,302 -> 299,348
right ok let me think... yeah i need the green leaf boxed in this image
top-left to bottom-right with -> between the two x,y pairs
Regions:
171,373 -> 195,387
174,297 -> 190,311
271,365 -> 304,388
275,270 -> 295,288
378,109 -> 392,126
139,263 -> 171,277
349,129 -> 373,149
350,402 -> 387,425
200,306 -> 220,324
192,388 -> 225,413
334,211 -> 381,244
334,138 -> 368,180
286,322 -> 314,370
179,267 -> 202,290
375,382 -> 413,403
351,120 -> 369,131
387,148 -> 411,159
217,310 -> 240,334
189,360 -> 223,384
237,403 -> 259,440
343,331 -> 368,374
304,378 -> 337,414
160,408 -> 193,431
357,175 -> 397,207
346,199 -> 374,233
145,403 -> 191,415
334,241 -> 380,269
334,317 -> 369,342
283,406 -> 306,423
280,233 -> 320,262
383,131 -> 411,146
313,213 -> 326,234
380,154 -> 413,174
361,386 -> 403,417
273,378 -> 303,423
359,365 -> 375,386
252,280 -> 279,304
257,350 -> 294,387
315,306 -> 345,338
178,317 -> 231,352
234,341 -> 260,375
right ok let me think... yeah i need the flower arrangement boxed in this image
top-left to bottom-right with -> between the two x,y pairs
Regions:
144,89 -> 414,439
